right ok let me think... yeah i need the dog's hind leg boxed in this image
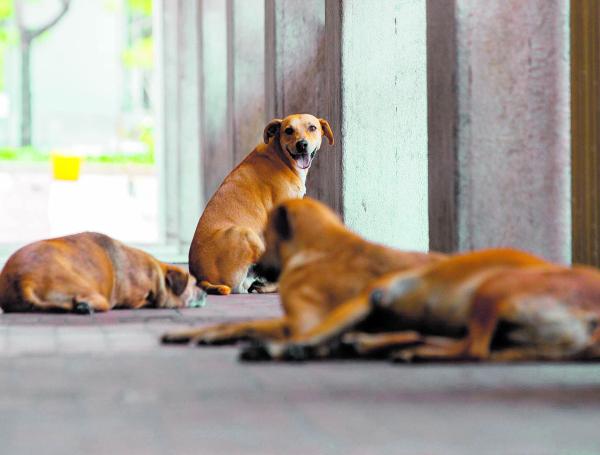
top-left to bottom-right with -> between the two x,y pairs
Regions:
223,227 -> 266,294
390,295 -> 506,363
15,285 -> 72,312
73,293 -> 110,314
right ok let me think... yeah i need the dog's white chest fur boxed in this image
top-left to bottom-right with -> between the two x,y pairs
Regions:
296,168 -> 308,197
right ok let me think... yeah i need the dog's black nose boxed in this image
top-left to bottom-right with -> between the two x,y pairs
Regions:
296,139 -> 308,153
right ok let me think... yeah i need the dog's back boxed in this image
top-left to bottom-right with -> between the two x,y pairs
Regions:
0,232 -> 117,312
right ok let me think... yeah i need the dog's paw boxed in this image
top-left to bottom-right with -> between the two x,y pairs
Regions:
280,343 -> 315,362
194,336 -> 232,346
249,282 -> 279,294
240,341 -> 321,362
239,341 -> 272,362
340,332 -> 366,354
160,332 -> 192,344
389,349 -> 416,363
73,301 -> 93,315
369,289 -> 385,308
191,327 -> 238,346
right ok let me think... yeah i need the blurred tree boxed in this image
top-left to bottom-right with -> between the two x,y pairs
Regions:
0,0 -> 16,91
122,0 -> 152,110
127,0 -> 150,16
15,0 -> 71,146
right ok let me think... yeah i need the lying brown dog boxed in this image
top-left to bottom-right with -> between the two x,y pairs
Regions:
162,198 -> 444,345
250,248 -> 600,362
188,113 -> 334,295
0,232 -> 205,313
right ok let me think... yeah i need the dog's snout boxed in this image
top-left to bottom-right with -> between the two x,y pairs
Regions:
296,140 -> 308,153
254,262 -> 280,282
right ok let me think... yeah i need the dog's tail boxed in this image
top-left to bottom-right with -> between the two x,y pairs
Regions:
200,280 -> 232,296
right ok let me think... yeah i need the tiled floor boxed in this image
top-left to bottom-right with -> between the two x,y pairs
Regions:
0,294 -> 279,356
1,294 -> 600,454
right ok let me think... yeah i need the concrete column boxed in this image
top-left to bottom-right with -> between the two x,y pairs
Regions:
201,0 -> 230,199
158,0 -> 203,250
226,0 -> 265,166
428,0 -> 571,263
325,0 -> 429,251
264,1 -> 333,207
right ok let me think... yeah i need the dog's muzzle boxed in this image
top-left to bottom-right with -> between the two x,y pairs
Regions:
253,262 -> 280,282
187,288 -> 207,308
286,145 -> 316,170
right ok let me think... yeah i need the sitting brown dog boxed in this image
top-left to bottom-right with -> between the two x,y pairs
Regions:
161,198 -> 445,345
250,248 -> 600,362
188,113 -> 334,295
0,232 -> 205,313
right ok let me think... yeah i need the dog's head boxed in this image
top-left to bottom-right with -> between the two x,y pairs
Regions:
255,198 -> 342,281
160,265 -> 206,308
263,114 -> 334,171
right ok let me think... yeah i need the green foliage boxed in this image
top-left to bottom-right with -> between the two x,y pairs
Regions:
86,152 -> 153,165
0,144 -> 155,165
127,0 -> 151,16
0,146 -> 48,162
122,36 -> 152,69
0,0 -> 13,91
139,124 -> 154,156
0,0 -> 13,20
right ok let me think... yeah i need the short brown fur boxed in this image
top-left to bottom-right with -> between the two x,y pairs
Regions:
262,249 -> 600,362
188,114 -> 334,295
0,232 -> 203,313
162,198 -> 445,345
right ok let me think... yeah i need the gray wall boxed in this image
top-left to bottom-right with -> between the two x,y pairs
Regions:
428,0 -> 571,263
196,0 -> 572,258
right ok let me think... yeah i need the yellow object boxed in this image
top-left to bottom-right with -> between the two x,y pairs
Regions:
51,154 -> 82,181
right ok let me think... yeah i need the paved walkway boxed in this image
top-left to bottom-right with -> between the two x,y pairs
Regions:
1,294 -> 600,454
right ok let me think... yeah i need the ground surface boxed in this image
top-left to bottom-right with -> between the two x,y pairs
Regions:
0,294 -> 599,455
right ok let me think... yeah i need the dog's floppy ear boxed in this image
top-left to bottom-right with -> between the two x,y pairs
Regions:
273,205 -> 292,241
165,267 -> 189,296
319,118 -> 334,146
263,118 -> 283,144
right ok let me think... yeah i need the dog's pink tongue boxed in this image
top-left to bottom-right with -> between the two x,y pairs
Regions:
297,154 -> 311,169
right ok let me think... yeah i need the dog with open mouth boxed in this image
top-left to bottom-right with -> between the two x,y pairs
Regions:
188,114 -> 334,295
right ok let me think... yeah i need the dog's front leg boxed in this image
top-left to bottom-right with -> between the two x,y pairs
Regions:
341,331 -> 424,356
241,294 -> 372,361
161,318 -> 289,345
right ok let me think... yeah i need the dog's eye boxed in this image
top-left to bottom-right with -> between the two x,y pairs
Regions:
308,125 -> 317,132
284,127 -> 294,135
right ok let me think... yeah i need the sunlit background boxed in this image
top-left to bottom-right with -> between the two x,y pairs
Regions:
0,0 -> 158,244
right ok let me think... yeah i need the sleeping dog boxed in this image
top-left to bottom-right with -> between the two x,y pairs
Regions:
248,248 -> 600,362
0,232 -> 205,313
